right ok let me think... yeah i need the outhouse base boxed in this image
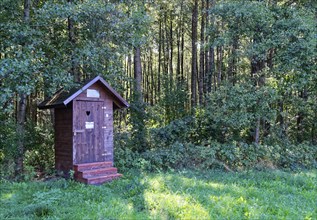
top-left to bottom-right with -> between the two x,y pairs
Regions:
73,161 -> 122,185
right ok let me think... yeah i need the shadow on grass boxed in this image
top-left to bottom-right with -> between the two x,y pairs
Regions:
1,170 -> 316,219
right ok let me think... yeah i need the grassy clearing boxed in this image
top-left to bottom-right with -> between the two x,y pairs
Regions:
0,169 -> 316,219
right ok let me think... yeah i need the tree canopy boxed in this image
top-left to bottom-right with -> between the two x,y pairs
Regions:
0,0 -> 316,177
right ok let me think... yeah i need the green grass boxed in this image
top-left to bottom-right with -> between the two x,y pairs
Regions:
1,170 -> 316,219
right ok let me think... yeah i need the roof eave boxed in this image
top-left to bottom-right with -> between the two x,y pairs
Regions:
63,76 -> 129,109
38,103 -> 65,109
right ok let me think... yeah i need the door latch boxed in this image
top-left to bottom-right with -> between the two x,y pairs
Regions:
74,129 -> 84,136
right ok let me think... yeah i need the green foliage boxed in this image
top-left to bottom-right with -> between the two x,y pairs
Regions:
132,141 -> 317,172
0,118 -> 54,180
149,116 -> 194,147
1,170 -> 316,219
115,102 -> 317,172
1,0 -> 316,177
114,132 -> 140,171
197,82 -> 278,143
24,122 -> 55,174
158,76 -> 190,124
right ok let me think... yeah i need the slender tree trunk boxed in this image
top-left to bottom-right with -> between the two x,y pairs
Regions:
191,0 -> 198,108
164,10 -> 169,76
134,47 -> 143,105
15,0 -> 30,178
16,93 -> 27,178
204,0 -> 209,95
267,48 -> 274,69
23,0 -> 30,20
251,27 -> 266,144
142,53 -> 147,103
181,10 -> 185,82
150,49 -> 154,105
216,46 -> 222,86
146,57 -> 150,104
254,117 -> 261,144
228,35 -> 238,85
132,46 -> 146,152
198,0 -> 205,105
297,89 -> 308,142
158,14 -> 162,100
208,26 -> 215,93
169,13 -> 173,90
312,111 -> 317,144
67,0 -> 80,82
278,100 -> 286,137
128,54 -> 132,99
176,12 -> 181,81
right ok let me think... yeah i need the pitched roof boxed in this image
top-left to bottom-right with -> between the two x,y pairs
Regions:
38,76 -> 129,109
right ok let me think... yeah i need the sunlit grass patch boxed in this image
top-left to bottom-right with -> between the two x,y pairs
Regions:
145,191 -> 209,219
0,169 -> 316,219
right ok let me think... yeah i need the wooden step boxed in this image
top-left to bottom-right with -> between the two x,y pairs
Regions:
86,173 -> 123,185
73,162 -> 122,185
74,161 -> 112,172
77,167 -> 118,178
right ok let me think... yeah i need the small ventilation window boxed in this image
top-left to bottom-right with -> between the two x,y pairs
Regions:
86,111 -> 90,116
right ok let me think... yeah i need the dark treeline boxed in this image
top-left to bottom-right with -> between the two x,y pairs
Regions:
0,0 -> 316,178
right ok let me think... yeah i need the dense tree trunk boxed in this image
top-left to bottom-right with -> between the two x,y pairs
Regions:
191,0 -> 198,108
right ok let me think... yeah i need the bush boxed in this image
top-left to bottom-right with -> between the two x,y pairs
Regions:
24,122 -> 55,177
114,106 -> 317,172
115,131 -> 317,172
0,119 -> 55,180
114,132 -> 142,171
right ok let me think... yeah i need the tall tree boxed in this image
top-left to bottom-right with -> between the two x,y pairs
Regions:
67,0 -> 80,82
198,0 -> 205,105
191,0 -> 198,108
15,0 -> 30,178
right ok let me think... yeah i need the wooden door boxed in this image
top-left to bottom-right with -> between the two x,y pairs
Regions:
73,100 -> 104,164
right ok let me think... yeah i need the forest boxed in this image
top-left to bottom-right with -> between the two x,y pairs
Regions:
0,0 -> 317,219
0,0 -> 316,177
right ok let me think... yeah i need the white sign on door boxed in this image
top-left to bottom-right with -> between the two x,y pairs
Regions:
85,122 -> 94,129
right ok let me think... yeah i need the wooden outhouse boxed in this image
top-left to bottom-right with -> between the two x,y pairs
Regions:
38,76 -> 129,184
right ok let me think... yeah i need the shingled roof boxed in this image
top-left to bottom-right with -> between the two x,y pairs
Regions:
38,76 -> 129,109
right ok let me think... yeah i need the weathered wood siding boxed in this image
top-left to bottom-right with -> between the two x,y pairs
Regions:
54,107 -> 73,173
103,98 -> 113,164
